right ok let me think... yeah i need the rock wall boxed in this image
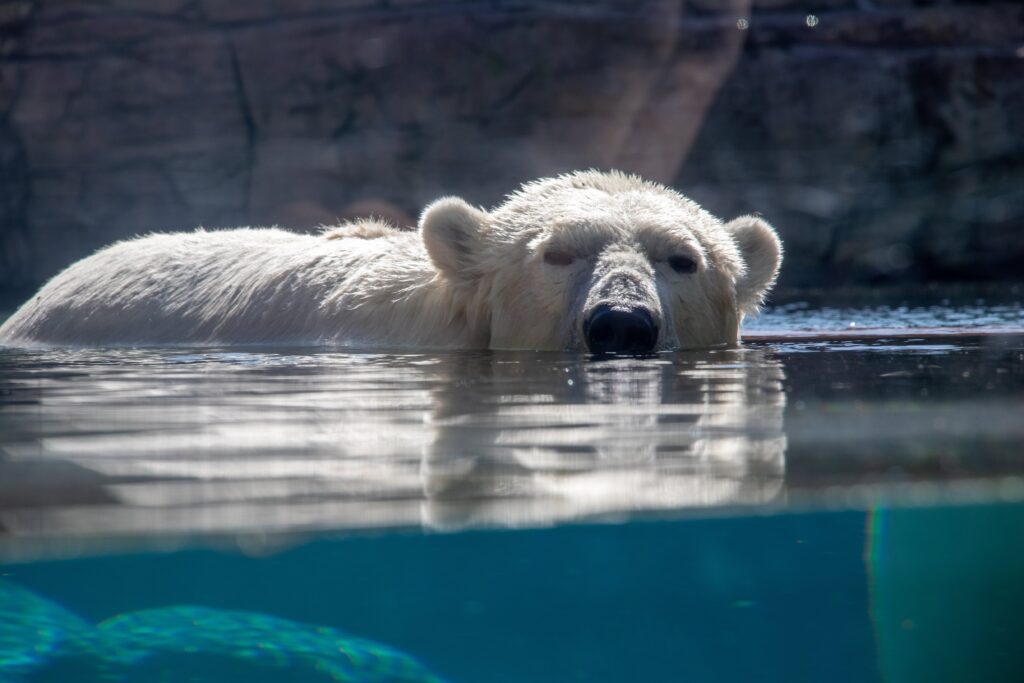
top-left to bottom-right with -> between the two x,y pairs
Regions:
680,1 -> 1024,286
0,0 -> 1022,292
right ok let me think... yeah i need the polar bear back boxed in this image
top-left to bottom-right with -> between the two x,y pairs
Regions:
0,228 -> 417,346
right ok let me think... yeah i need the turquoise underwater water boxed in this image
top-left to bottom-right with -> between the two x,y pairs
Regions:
5,504 -> 1024,683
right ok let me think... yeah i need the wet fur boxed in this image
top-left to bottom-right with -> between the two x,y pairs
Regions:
0,171 -> 781,349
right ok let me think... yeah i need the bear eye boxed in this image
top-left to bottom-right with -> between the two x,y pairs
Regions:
668,255 -> 697,274
543,249 -> 575,266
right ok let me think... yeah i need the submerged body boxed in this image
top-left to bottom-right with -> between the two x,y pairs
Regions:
0,171 -> 782,351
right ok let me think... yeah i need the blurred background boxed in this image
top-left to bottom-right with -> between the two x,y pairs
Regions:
0,0 -> 1022,300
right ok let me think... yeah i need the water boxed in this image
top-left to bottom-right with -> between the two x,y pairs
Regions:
745,300 -> 1023,335
1,299 -> 1023,682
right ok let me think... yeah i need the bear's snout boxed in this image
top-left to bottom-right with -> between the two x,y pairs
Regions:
584,304 -> 658,354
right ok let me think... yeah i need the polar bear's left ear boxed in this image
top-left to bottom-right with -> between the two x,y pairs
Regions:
727,215 -> 783,313
420,197 -> 491,284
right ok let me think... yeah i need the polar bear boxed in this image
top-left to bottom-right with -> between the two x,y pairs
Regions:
0,171 -> 781,351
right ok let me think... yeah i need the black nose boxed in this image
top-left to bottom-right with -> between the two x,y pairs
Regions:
584,305 -> 658,354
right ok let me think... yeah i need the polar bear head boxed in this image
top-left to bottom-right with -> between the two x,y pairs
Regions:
420,170 -> 782,352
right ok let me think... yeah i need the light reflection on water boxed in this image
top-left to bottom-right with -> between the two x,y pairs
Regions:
744,299 -> 1023,333
0,347 -> 786,546
1,319 -> 1023,554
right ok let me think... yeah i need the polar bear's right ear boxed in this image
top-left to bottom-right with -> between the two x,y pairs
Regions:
728,215 -> 783,313
420,197 -> 491,284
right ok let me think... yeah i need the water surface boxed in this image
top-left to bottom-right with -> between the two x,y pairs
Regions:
1,300 -> 1023,682
2,300 -> 1022,547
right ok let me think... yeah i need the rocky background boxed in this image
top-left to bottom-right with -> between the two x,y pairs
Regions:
0,0 -> 1022,294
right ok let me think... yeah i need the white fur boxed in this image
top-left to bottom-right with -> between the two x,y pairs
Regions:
0,171 -> 782,349
727,215 -> 784,312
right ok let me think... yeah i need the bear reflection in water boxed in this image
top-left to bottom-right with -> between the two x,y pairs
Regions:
421,349 -> 786,529
0,348 -> 786,539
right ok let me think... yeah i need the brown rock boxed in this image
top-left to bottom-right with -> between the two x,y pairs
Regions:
1,0 -> 1022,292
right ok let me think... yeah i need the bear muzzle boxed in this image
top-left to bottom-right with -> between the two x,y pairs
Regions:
584,304 -> 659,354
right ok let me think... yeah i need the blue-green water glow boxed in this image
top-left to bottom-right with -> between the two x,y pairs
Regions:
0,579 -> 448,682
4,503 -> 1024,682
